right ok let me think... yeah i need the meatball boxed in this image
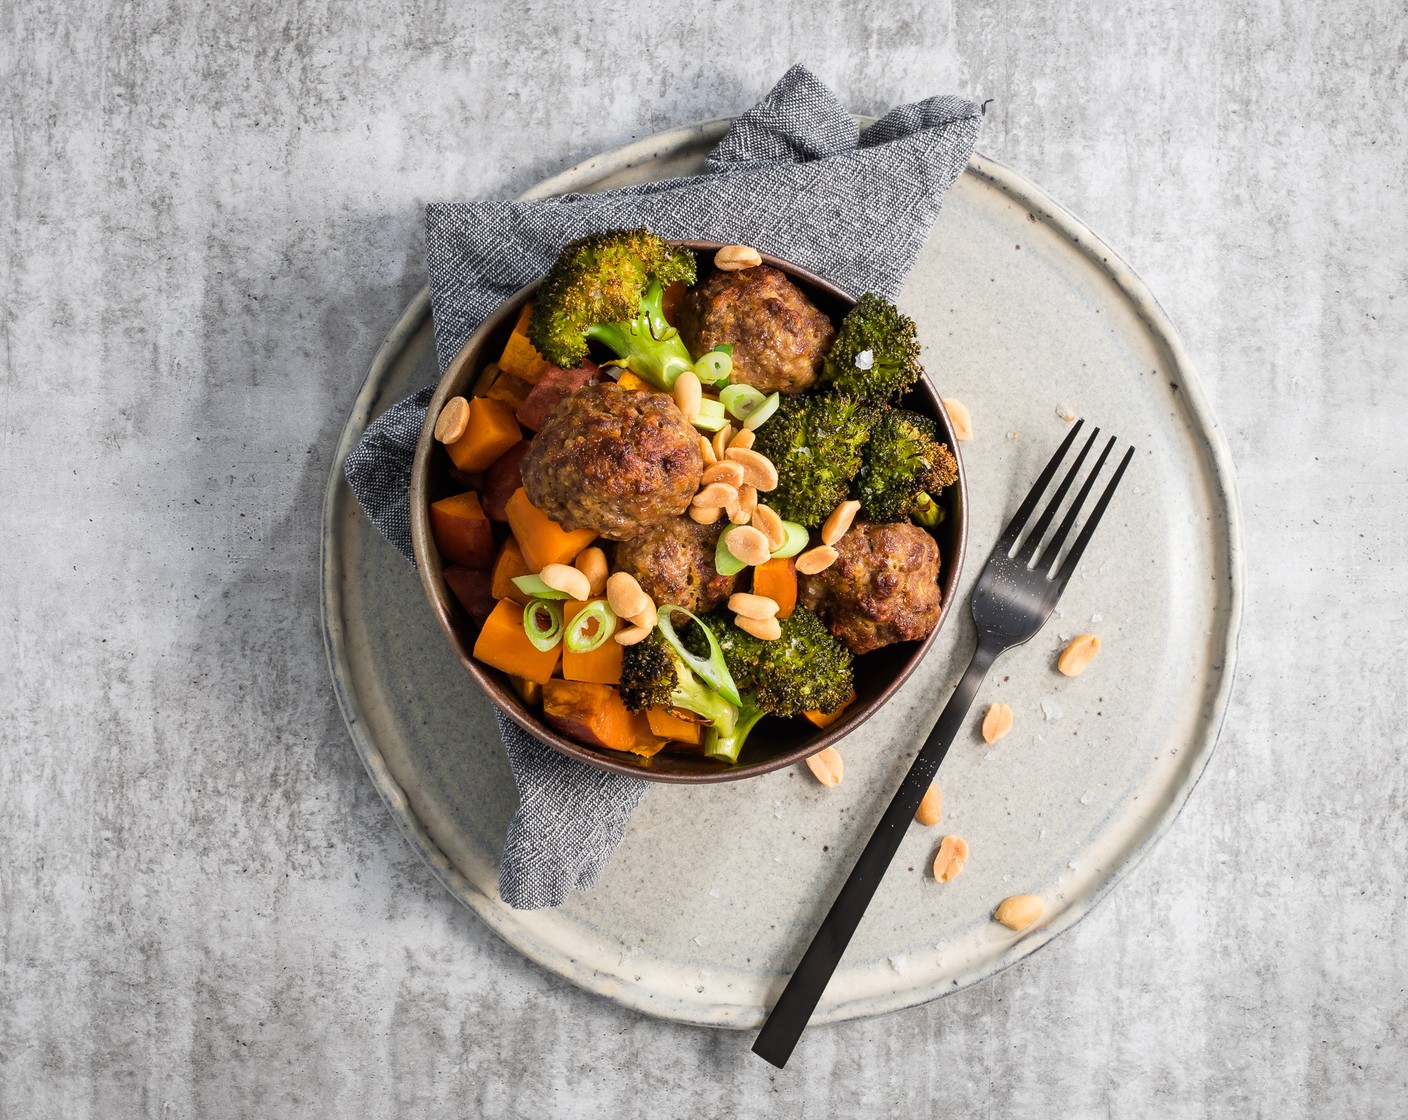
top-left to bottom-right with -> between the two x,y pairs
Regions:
612,518 -> 739,613
678,265 -> 835,395
799,520 -> 942,654
520,382 -> 702,541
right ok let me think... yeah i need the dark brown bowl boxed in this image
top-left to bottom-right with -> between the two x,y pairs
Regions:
410,243 -> 968,783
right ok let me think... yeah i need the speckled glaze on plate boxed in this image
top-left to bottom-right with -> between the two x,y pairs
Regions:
321,120 -> 1243,1028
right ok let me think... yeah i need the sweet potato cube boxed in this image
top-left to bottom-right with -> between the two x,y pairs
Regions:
752,557 -> 797,619
429,491 -> 495,569
473,599 -> 561,685
560,600 -> 624,685
482,440 -> 530,522
615,371 -> 655,393
803,687 -> 856,729
491,536 -> 532,604
541,680 -> 636,752
515,360 -> 599,432
504,488 -> 596,571
442,566 -> 496,626
444,396 -> 522,472
646,708 -> 702,745
497,301 -> 551,384
484,369 -> 533,412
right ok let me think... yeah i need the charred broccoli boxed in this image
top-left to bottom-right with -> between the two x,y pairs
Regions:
853,407 -> 959,524
751,392 -> 873,527
821,293 -> 925,403
689,608 -> 855,763
618,629 -> 738,736
528,229 -> 699,389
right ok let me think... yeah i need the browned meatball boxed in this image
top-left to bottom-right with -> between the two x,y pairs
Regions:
799,521 -> 942,654
677,265 -> 835,395
521,382 -> 702,541
612,517 -> 739,613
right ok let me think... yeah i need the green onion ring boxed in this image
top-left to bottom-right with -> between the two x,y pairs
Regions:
656,604 -> 742,707
564,600 -> 617,654
523,599 -> 564,652
719,383 -> 766,419
742,391 -> 780,430
512,573 -> 572,600
694,349 -> 733,385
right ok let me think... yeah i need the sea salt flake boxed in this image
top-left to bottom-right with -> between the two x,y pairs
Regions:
888,954 -> 909,974
984,750 -> 997,761
854,349 -> 875,370
1067,860 -> 1079,870
1091,612 -> 1103,623
708,887 -> 720,898
1039,828 -> 1048,840
694,935 -> 707,947
1041,699 -> 1063,722
1079,790 -> 1093,805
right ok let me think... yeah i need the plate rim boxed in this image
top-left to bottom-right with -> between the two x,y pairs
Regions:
320,118 -> 1245,1027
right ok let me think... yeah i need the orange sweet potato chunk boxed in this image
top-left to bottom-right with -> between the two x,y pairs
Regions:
473,599 -> 561,685
504,488 -> 596,571
752,557 -> 797,619
497,301 -> 551,384
444,397 -> 522,472
646,708 -> 702,745
803,687 -> 856,729
560,600 -> 624,684
490,536 -> 531,603
541,680 -> 636,752
429,491 -> 495,569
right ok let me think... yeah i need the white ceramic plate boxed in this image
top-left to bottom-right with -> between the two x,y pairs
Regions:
321,120 -> 1242,1028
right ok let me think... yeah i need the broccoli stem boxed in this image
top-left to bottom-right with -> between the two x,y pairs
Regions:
672,669 -> 739,739
913,492 -> 943,527
703,699 -> 768,764
585,278 -> 697,390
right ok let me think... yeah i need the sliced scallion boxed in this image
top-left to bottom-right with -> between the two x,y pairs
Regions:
742,391 -> 779,430
694,348 -> 734,386
564,600 -> 617,653
656,604 -> 742,707
719,383 -> 766,419
770,520 -> 810,559
512,573 -> 572,600
692,398 -> 729,432
523,600 -> 564,652
714,525 -> 748,576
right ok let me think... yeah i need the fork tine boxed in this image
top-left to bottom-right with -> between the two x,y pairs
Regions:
1016,426 -> 1101,563
995,419 -> 1085,551
1051,444 -> 1136,583
1035,435 -> 1116,571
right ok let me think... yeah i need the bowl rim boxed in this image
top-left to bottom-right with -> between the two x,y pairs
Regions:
409,242 -> 969,783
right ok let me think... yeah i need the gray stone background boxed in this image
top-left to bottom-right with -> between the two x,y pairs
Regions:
3,1 -> 1405,1116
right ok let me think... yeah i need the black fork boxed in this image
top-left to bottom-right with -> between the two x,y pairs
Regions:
753,420 -> 1136,1068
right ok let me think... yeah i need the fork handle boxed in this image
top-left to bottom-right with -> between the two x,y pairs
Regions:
752,637 -> 1002,1068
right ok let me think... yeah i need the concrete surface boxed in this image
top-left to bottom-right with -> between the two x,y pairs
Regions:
2,2 -> 1405,1117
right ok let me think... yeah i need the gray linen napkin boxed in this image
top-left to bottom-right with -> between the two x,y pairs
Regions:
344,65 -> 980,910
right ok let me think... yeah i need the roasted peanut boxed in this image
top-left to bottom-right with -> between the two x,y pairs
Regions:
805,746 -> 844,787
630,598 -> 657,631
994,894 -> 1043,931
915,783 -> 943,826
933,835 -> 969,882
724,447 -> 779,491
728,592 -> 779,620
942,397 -> 973,441
796,545 -> 839,575
751,505 -> 786,551
673,369 -> 702,423
701,461 -> 746,488
711,424 -> 736,460
981,702 -> 1013,744
614,623 -> 653,646
692,481 -> 739,510
539,563 -> 590,601
736,483 -> 758,521
573,547 -> 609,596
714,244 -> 763,271
724,525 -> 771,566
434,396 -> 471,443
699,434 -> 717,466
735,614 -> 782,641
606,572 -> 651,619
727,494 -> 749,524
821,499 -> 860,546
1057,633 -> 1101,677
689,504 -> 723,525
728,427 -> 755,451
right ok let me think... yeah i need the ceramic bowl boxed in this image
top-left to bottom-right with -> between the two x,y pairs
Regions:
410,243 -> 968,782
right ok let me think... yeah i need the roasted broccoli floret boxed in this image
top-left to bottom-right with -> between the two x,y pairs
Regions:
751,392 -> 873,527
618,630 -> 739,736
853,407 -> 959,523
821,293 -> 925,403
528,229 -> 699,389
690,609 -> 855,762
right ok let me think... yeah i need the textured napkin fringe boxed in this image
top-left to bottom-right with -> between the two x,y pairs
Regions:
344,65 -> 980,909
